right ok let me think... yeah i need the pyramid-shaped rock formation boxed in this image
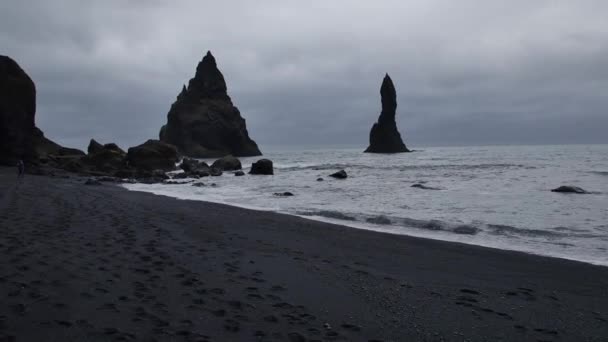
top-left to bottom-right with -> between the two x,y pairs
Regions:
365,74 -> 410,153
159,51 -> 261,158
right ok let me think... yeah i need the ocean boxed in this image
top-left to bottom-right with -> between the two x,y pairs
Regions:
124,144 -> 608,266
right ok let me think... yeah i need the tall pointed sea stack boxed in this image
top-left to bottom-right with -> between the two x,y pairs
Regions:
364,74 -> 409,153
159,51 -> 261,158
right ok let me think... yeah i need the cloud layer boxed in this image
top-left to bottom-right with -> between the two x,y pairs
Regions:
2,1 -> 607,150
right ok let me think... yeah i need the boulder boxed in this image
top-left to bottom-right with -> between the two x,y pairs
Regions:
551,186 -> 588,194
179,158 -> 210,177
88,139 -> 103,154
317,177 -> 324,181
211,155 -> 242,171
159,51 -> 261,158
180,158 -> 202,172
250,159 -> 273,175
234,170 -> 245,176
83,148 -> 126,172
210,168 -> 223,177
329,170 -> 347,179
127,139 -> 179,171
364,74 -> 410,153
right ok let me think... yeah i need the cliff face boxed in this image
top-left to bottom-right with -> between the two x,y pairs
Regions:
0,55 -> 84,165
159,51 -> 261,158
364,74 -> 410,153
0,55 -> 37,164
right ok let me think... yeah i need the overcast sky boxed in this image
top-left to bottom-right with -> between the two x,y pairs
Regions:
1,1 -> 607,151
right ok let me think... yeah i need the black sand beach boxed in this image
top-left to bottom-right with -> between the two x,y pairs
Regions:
1,167 -> 607,341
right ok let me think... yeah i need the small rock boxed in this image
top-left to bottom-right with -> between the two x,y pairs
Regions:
411,183 -> 440,190
329,170 -> 347,179
274,192 -> 294,197
234,171 -> 245,176
192,182 -> 206,187
210,168 -> 223,177
551,185 -> 588,194
317,177 -> 324,181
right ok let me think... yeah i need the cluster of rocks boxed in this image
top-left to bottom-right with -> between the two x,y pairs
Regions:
2,53 -> 406,191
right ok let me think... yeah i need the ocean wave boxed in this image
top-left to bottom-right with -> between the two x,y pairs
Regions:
277,163 -> 531,173
295,209 -> 602,240
297,210 -> 481,235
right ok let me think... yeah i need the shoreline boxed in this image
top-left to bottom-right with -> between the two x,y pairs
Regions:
2,168 -> 608,341
123,182 -> 608,268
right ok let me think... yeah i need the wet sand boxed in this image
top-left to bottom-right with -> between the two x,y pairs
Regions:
1,167 -> 607,341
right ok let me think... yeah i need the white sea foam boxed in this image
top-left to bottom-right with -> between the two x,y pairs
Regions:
123,144 -> 608,266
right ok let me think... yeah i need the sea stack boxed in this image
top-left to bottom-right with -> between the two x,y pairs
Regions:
364,74 -> 410,153
0,55 -> 78,165
159,51 -> 262,158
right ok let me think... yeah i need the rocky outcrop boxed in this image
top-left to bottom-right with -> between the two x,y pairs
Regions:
127,140 -> 179,171
364,74 -> 410,153
250,159 -> 273,175
1,55 -> 81,165
88,139 -> 103,154
159,51 -> 261,158
82,141 -> 127,173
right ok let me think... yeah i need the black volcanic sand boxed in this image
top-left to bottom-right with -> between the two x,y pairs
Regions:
1,167 -> 607,341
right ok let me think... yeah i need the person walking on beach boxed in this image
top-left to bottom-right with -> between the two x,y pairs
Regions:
17,159 -> 25,178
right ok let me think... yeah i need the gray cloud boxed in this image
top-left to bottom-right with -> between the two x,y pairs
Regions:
1,0 -> 607,150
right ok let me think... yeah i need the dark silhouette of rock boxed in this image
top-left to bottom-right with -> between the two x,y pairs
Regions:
127,139 -> 179,171
159,51 -> 261,158
210,168 -> 223,177
82,140 -> 127,173
364,74 -> 410,153
1,55 -> 79,165
211,155 -> 242,171
250,159 -> 273,175
274,192 -> 294,197
551,186 -> 588,194
317,177 -> 324,181
83,149 -> 126,172
329,170 -> 348,179
84,178 -> 102,186
88,139 -> 103,154
103,143 -> 125,154
0,55 -> 37,164
411,183 -> 441,190
234,171 -> 245,176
